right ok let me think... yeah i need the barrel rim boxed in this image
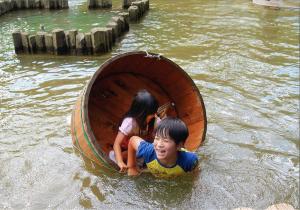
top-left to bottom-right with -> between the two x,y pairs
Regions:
83,51 -> 207,168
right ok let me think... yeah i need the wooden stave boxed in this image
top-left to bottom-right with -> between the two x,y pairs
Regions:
71,88 -> 119,170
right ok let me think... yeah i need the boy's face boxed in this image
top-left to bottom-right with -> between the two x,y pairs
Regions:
153,135 -> 178,161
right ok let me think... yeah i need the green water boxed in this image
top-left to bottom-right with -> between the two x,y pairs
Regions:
0,0 -> 299,209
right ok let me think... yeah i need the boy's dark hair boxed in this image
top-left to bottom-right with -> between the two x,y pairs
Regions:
124,89 -> 159,129
154,117 -> 189,145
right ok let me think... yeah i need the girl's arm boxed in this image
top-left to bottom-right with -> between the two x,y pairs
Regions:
113,131 -> 128,172
127,136 -> 143,176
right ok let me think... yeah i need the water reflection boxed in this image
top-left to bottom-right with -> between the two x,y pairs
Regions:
133,174 -> 196,208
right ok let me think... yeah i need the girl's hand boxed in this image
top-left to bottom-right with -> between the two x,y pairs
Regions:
117,161 -> 128,173
154,114 -> 162,128
128,167 -> 140,176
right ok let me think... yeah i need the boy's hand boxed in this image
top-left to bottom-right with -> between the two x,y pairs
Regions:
117,161 -> 128,173
128,167 -> 140,176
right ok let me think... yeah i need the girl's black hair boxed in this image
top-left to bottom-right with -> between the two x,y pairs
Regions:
124,89 -> 159,129
153,117 -> 189,145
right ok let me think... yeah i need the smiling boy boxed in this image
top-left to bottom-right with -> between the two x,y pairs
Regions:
127,117 -> 198,178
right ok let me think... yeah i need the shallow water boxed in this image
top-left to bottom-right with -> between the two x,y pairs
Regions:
0,0 -> 299,209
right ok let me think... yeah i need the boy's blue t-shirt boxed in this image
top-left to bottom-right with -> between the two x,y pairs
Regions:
136,141 -> 198,177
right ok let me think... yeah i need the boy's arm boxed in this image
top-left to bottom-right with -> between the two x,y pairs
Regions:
189,155 -> 199,173
191,159 -> 199,172
127,136 -> 143,176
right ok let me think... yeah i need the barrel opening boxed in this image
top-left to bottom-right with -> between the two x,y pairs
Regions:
73,52 -> 207,169
88,72 -> 176,155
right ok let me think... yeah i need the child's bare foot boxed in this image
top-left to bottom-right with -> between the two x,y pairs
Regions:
117,161 -> 128,173
128,167 -> 140,176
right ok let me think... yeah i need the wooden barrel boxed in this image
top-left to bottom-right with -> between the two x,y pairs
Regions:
71,51 -> 207,170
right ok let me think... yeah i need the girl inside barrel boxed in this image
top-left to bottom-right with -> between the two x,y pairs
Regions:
109,89 -> 161,172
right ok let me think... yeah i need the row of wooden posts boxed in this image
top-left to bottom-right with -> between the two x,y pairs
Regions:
0,0 -> 68,16
87,0 -> 148,9
0,0 -> 148,16
12,13 -> 129,55
12,0 -> 150,55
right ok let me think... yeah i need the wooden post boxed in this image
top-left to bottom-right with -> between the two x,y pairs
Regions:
25,0 -> 36,9
101,0 -> 112,8
12,31 -> 23,54
128,6 -> 139,22
84,33 -> 93,55
61,0 -> 69,8
52,29 -> 68,55
47,0 -> 54,9
45,33 -> 54,53
111,16 -> 123,36
106,22 -> 118,42
0,1 -> 8,14
9,0 -> 14,9
119,16 -> 126,33
131,1 -> 143,18
91,28 -> 108,54
1,0 -> 13,13
39,0 -> 44,8
119,12 -> 130,31
58,0 -> 68,8
34,0 -> 41,8
69,29 -> 78,55
29,35 -> 37,53
65,31 -> 70,49
122,0 -> 135,9
8,0 -> 15,10
0,2 -> 4,16
42,0 -> 50,9
19,0 -> 26,9
23,0 -> 28,8
87,0 -> 96,8
36,31 -> 46,52
103,28 -> 112,51
105,27 -> 113,50
57,0 -> 63,8
16,0 -> 25,9
21,32 -> 30,53
140,1 -> 145,14
76,32 -> 86,55
0,2 -> 3,16
13,0 -> 19,9
142,0 -> 149,10
51,0 -> 59,9
40,0 -> 45,8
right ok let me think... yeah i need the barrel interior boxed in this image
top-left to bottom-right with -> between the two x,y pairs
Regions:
88,73 -> 176,155
87,52 -> 206,157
